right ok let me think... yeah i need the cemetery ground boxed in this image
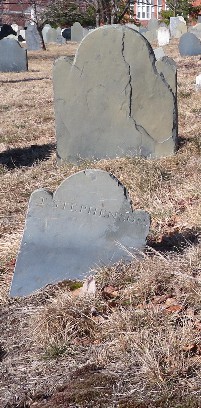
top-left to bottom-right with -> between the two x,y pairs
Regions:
0,39 -> 201,407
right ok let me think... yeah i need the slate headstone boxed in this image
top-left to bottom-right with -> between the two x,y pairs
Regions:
157,26 -> 170,46
53,25 -> 177,162
42,24 -> 51,43
0,38 -> 28,72
189,23 -> 201,40
56,27 -> 66,44
71,22 -> 88,42
46,27 -> 57,43
25,24 -> 41,50
170,16 -> 186,37
148,17 -> 159,39
10,169 -> 150,297
179,32 -> 201,56
198,16 -> 201,23
174,22 -> 187,38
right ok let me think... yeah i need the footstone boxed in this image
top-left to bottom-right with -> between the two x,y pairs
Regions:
153,47 -> 165,60
0,38 -> 28,72
53,25 -> 177,163
196,74 -> 201,90
25,24 -> 41,50
10,169 -> 150,297
179,32 -> 201,56
157,26 -> 170,46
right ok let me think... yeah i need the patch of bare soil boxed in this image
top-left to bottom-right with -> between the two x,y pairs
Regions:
0,40 -> 201,407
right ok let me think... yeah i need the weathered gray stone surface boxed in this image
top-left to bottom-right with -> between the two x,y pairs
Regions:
56,27 -> 66,44
153,47 -> 165,60
42,24 -> 51,43
0,38 -> 28,72
53,25 -> 177,163
147,18 -> 158,38
25,24 -> 41,50
189,23 -> 201,40
125,23 -> 139,31
179,32 -> 201,56
156,57 -> 177,96
71,22 -> 88,42
196,73 -> 201,90
157,26 -> 170,46
10,169 -> 150,297
142,30 -> 156,43
46,27 -> 57,43
170,16 -> 186,37
174,22 -> 187,38
198,16 -> 201,23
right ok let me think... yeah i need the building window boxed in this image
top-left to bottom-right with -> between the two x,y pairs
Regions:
137,0 -> 154,20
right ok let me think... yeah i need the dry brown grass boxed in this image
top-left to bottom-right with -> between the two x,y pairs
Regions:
0,39 -> 201,407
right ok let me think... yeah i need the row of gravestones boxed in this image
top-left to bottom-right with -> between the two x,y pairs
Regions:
10,25 -> 177,297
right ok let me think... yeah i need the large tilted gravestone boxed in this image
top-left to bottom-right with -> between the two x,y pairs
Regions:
10,169 -> 150,297
53,25 -> 177,163
0,39 -> 28,72
25,24 -> 41,50
179,32 -> 201,56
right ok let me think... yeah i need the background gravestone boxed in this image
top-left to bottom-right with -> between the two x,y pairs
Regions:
125,23 -> 139,31
179,32 -> 201,56
189,23 -> 201,40
42,24 -> 51,43
0,38 -> 28,72
157,26 -> 170,46
46,27 -> 57,43
56,27 -> 66,44
53,25 -> 177,163
170,16 -> 186,37
25,24 -> 41,50
174,22 -> 187,38
71,22 -> 88,42
10,169 -> 150,297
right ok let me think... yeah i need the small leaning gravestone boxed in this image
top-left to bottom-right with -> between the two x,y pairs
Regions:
53,25 -> 177,163
10,169 -> 150,297
25,24 -> 41,50
0,38 -> 28,72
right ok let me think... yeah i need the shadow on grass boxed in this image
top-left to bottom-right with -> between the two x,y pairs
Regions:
0,143 -> 56,169
148,227 -> 200,254
1,77 -> 50,84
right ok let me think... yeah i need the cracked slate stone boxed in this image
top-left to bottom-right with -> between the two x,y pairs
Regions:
10,169 -> 150,297
0,39 -> 28,72
53,25 -> 177,163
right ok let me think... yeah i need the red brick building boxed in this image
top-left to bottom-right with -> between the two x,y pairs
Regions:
0,0 -> 50,26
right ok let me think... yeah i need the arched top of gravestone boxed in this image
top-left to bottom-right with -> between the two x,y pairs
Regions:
0,38 -> 28,72
10,169 -> 150,297
53,25 -> 177,162
179,32 -> 201,56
